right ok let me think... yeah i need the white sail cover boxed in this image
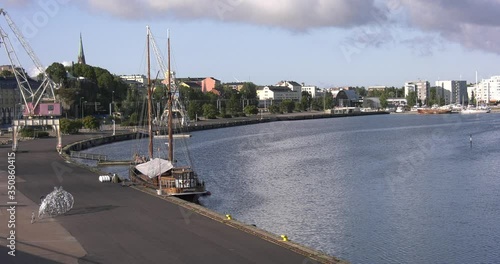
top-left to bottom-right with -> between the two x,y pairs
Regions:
135,158 -> 173,178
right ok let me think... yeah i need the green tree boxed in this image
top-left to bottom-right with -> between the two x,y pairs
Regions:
187,101 -> 202,120
202,103 -> 218,119
295,102 -> 302,112
239,82 -> 257,102
324,92 -> 333,109
121,87 -> 142,118
300,91 -> 312,111
126,112 -> 139,126
406,91 -> 417,107
226,94 -> 241,115
355,86 -> 367,97
1,70 -> 13,77
280,100 -> 295,113
380,93 -> 388,109
311,98 -> 323,111
46,62 -> 67,84
70,63 -> 97,82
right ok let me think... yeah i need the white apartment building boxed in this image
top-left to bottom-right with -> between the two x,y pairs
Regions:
302,85 -> 324,98
257,86 -> 300,101
405,81 -> 429,104
475,76 -> 500,104
435,80 -> 468,105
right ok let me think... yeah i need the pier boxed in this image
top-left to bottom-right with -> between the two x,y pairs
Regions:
0,132 -> 345,264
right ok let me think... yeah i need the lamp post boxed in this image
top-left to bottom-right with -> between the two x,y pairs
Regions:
110,91 -> 114,117
80,97 -> 84,119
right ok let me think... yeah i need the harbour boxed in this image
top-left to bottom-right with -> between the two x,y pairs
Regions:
77,113 -> 500,264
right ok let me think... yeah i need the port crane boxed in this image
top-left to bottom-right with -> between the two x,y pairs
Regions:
0,8 -> 62,152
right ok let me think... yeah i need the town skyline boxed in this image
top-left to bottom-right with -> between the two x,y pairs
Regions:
1,1 -> 500,88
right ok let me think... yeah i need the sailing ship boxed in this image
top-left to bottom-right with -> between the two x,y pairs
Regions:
130,28 -> 208,202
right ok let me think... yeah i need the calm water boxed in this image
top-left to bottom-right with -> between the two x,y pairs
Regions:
81,113 -> 500,264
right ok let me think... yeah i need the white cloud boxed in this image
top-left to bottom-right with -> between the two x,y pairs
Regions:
7,0 -> 499,55
61,61 -> 72,67
399,0 -> 500,54
83,0 -> 383,30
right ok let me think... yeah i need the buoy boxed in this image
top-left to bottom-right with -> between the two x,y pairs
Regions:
225,214 -> 232,220
281,235 -> 289,241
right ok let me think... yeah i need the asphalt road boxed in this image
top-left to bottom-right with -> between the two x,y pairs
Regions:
0,133 -> 336,264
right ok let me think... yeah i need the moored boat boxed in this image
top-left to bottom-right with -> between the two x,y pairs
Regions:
417,107 -> 452,114
129,27 -> 208,202
460,107 -> 490,114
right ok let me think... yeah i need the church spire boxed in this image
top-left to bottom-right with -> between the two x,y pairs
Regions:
78,33 -> 86,65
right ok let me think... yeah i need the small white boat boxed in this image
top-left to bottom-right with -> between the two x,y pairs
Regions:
395,105 -> 405,113
460,108 -> 490,114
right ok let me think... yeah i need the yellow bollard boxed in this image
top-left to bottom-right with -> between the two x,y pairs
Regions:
281,235 -> 288,241
225,214 -> 232,220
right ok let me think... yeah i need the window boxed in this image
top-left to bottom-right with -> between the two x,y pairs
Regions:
48,105 -> 54,111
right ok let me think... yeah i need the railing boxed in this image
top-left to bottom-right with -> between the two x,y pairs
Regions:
70,151 -> 107,161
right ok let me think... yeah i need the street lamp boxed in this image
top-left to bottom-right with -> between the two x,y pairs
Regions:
110,91 -> 115,117
80,97 -> 84,119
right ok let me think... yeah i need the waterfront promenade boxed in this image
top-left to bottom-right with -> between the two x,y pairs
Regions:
0,131 -> 344,263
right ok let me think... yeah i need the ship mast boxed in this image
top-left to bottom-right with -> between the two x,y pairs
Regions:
167,30 -> 174,162
147,26 -> 154,159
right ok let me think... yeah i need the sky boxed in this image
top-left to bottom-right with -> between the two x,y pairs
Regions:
1,0 -> 500,88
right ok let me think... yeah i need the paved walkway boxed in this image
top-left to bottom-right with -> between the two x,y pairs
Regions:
0,132 -> 344,264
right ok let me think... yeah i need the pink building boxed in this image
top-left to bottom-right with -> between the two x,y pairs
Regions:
179,77 -> 221,94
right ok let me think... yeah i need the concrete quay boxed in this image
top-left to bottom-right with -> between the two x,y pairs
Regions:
0,132 -> 347,264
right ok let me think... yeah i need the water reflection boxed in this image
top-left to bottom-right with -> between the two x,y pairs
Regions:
80,114 -> 500,263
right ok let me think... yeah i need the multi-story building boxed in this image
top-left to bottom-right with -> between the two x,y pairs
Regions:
475,76 -> 500,104
435,80 -> 468,105
367,86 -> 389,92
301,85 -> 324,98
0,77 -> 24,125
276,80 -> 302,100
257,85 -> 300,107
224,82 -> 246,91
405,80 -> 429,105
177,77 -> 221,94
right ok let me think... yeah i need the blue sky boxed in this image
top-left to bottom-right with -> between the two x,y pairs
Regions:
1,0 -> 499,88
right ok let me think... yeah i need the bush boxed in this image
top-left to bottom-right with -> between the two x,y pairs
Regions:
268,104 -> 281,114
60,119 -> 82,134
82,116 -> 100,130
244,105 -> 258,115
